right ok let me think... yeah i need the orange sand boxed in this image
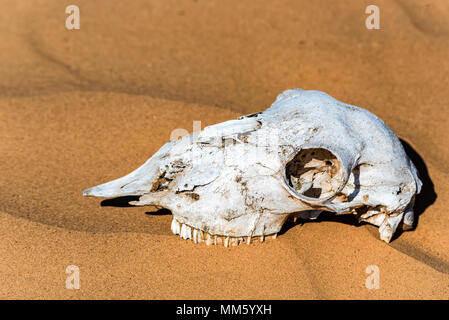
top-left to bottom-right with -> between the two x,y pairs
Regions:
0,0 -> 448,299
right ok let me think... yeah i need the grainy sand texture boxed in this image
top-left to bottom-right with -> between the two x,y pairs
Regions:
0,0 -> 448,299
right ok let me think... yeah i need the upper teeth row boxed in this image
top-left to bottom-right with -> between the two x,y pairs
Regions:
171,218 -> 277,247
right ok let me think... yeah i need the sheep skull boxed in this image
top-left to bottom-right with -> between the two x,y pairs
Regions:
84,89 -> 422,246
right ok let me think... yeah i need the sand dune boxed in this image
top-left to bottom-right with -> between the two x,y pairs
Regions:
0,0 -> 448,299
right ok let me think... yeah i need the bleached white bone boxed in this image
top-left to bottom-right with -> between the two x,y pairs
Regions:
84,89 -> 422,244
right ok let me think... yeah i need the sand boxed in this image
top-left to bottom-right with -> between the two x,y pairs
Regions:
0,0 -> 448,299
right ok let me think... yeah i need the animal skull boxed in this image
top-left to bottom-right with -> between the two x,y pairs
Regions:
84,89 -> 422,246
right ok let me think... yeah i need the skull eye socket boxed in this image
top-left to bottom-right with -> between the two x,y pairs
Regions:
285,148 -> 342,200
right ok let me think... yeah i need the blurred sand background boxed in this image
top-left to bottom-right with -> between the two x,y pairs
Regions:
0,0 -> 448,299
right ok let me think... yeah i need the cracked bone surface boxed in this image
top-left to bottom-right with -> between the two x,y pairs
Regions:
84,89 -> 422,245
